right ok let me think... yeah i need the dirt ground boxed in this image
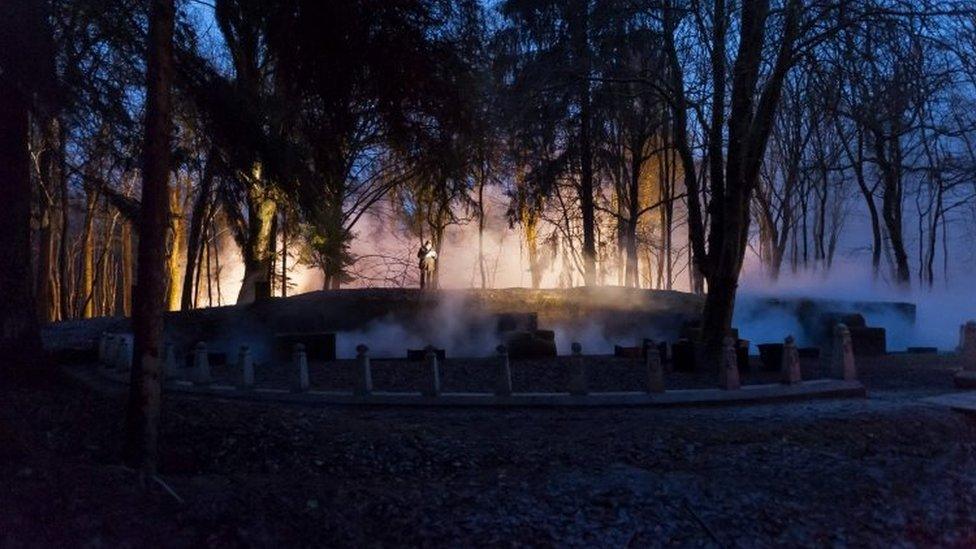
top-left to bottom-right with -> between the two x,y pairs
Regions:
3,353 -> 976,547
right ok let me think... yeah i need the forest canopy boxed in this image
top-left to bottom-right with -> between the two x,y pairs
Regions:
4,0 -> 976,358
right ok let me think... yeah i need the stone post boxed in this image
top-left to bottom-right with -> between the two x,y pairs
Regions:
961,320 -> 976,371
116,337 -> 131,371
355,344 -> 372,396
293,343 -> 309,392
163,343 -> 177,379
831,324 -> 857,381
423,345 -> 440,397
193,341 -> 212,385
644,339 -> 665,393
101,335 -> 115,367
569,342 -> 588,396
781,335 -> 801,384
719,336 -> 741,390
239,345 -> 254,389
109,336 -> 124,369
495,344 -> 513,397
98,333 -> 109,364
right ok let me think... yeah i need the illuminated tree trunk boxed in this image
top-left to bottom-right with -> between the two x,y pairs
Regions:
120,221 -> 132,316
124,0 -> 174,474
57,122 -> 71,319
165,181 -> 184,310
36,118 -> 59,322
237,164 -> 277,303
281,210 -> 288,297
521,204 -> 541,289
80,188 -> 97,318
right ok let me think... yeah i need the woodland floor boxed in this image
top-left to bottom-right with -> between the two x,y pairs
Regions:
3,353 -> 976,547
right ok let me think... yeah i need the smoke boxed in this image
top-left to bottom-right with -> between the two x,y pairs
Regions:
333,294 -> 499,358
734,258 -> 976,351
193,177 -> 975,356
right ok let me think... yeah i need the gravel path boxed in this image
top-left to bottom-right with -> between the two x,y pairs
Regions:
2,353 -> 975,547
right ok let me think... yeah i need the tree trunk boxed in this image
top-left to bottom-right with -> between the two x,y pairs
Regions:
699,0 -> 800,367
521,205 -> 541,289
36,118 -> 59,322
572,0 -> 596,286
80,188 -> 97,318
0,67 -> 42,371
180,152 -> 214,310
124,0 -> 175,474
120,221 -> 132,315
236,165 -> 276,304
57,123 -> 71,319
873,132 -> 910,286
165,180 -> 185,310
281,210 -> 288,297
477,176 -> 487,289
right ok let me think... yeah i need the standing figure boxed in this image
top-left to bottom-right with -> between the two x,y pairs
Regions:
418,240 -> 438,289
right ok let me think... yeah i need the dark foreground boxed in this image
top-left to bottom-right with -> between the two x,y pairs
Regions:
3,354 -> 976,547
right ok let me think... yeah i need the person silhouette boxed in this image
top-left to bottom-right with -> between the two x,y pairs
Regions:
418,240 -> 438,289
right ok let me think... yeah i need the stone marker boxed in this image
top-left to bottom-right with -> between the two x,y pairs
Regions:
644,339 -> 665,394
831,324 -> 857,381
423,345 -> 441,397
116,337 -> 131,371
98,333 -> 110,364
293,343 -> 310,392
780,335 -> 801,385
962,320 -> 976,371
954,321 -> 976,388
355,344 -> 372,396
238,345 -> 254,389
163,343 -> 177,379
107,336 -> 119,368
720,336 -> 741,390
569,342 -> 588,396
100,334 -> 115,367
193,341 -> 212,385
495,344 -> 513,397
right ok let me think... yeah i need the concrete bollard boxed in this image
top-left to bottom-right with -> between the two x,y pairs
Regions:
720,336 -> 741,390
101,335 -> 116,367
780,335 -> 801,384
495,344 -> 513,397
193,341 -> 212,385
116,337 -> 131,371
423,345 -> 441,397
108,335 -> 124,369
293,343 -> 309,392
831,324 -> 857,381
644,339 -> 665,393
355,344 -> 372,396
98,333 -> 110,364
238,345 -> 254,389
962,320 -> 976,371
163,343 -> 177,379
569,342 -> 588,396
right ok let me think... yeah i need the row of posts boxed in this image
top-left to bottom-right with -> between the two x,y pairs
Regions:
100,324 -> 859,397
